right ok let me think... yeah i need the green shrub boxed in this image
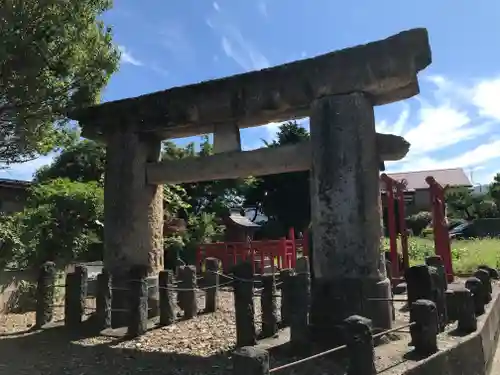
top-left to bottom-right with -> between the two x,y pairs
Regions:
406,211 -> 432,236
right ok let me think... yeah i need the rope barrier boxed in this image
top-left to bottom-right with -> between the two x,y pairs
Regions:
372,322 -> 415,339
270,344 -> 347,373
269,322 -> 416,373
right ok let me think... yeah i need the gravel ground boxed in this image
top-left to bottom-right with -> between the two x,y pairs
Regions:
0,279 -> 491,375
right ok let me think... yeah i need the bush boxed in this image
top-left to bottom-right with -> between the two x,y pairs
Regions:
406,211 -> 432,236
0,178 -> 104,269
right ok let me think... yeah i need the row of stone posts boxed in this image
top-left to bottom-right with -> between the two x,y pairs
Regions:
232,257 -> 311,348
234,298 -> 439,375
34,258 -> 222,337
406,256 -> 494,336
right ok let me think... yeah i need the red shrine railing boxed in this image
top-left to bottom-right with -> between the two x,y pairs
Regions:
426,176 -> 454,282
196,228 -> 309,274
381,173 -> 410,284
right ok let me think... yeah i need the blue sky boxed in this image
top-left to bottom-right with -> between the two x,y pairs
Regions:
3,0 -> 500,185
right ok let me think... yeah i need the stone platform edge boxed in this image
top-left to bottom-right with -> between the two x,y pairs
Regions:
403,287 -> 500,375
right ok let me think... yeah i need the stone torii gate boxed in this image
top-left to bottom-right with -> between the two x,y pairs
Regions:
69,28 -> 431,342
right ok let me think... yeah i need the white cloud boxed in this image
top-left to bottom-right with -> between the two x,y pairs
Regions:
382,75 -> 500,183
118,45 -> 143,67
207,11 -> 269,72
212,2 -> 220,12
472,77 -> 500,121
220,28 -> 270,71
0,154 -> 57,181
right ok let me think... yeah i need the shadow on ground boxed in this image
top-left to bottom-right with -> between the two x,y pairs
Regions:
0,321 -> 233,375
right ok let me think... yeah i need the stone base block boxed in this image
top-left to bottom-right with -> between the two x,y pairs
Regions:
309,276 -> 392,347
111,276 -> 159,328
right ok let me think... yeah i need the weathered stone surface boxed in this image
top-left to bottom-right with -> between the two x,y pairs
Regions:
72,29 -> 431,139
426,255 -> 448,290
290,257 -> 311,348
64,265 -> 88,328
204,257 -> 220,313
428,266 -> 447,331
35,261 -> 56,328
455,288 -> 477,333
385,260 -> 396,320
445,289 -> 457,322
127,265 -> 148,337
478,264 -> 499,280
158,270 -> 175,326
465,277 -> 486,315
308,93 -> 392,344
146,134 -> 410,184
410,299 -> 438,356
406,265 -> 433,304
344,315 -> 376,375
103,129 -> 163,276
96,268 -> 112,330
233,262 -> 256,347
260,274 -> 278,338
178,265 -> 197,318
473,268 -> 492,304
232,346 -> 270,375
280,269 -> 295,327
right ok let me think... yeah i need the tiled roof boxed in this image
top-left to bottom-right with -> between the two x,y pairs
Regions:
381,168 -> 471,191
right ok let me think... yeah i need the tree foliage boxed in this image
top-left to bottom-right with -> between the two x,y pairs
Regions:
244,121 -> 311,234
34,140 -> 106,184
0,178 -> 104,268
0,0 -> 119,165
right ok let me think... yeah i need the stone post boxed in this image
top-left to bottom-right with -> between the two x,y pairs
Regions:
385,260 -> 396,320
158,270 -> 175,326
455,288 -> 477,333
428,266 -> 447,332
473,268 -> 492,304
35,261 -> 56,328
204,257 -> 220,313
103,128 -> 163,327
232,347 -> 270,375
410,299 -> 438,356
445,289 -> 457,322
233,261 -> 256,347
309,93 -> 392,345
465,277 -> 485,315
344,315 -> 376,375
406,265 -> 433,304
280,268 -> 295,327
64,265 -> 88,328
478,264 -> 499,280
260,274 -> 278,338
178,265 -> 198,318
290,257 -> 311,348
128,265 -> 148,337
96,268 -> 112,330
425,255 -> 448,291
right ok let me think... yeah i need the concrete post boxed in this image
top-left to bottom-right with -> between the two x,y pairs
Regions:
103,127 -> 163,327
308,93 -> 392,345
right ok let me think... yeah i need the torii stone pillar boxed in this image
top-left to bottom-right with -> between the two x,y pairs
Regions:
103,125 -> 164,327
309,93 -> 391,344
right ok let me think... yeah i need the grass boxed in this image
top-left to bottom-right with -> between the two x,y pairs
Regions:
383,236 -> 500,274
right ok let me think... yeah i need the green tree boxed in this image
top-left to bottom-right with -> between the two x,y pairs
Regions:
489,173 -> 500,205
0,0 -> 119,165
163,136 -> 249,217
34,140 -> 106,184
0,178 -> 104,268
244,121 -> 311,234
